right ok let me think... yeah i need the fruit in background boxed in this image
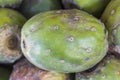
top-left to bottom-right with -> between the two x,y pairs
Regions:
0,0 -> 23,8
19,0 -> 62,18
101,0 -> 120,56
62,0 -> 110,17
0,8 -> 26,64
0,66 -> 12,80
10,58 -> 73,80
76,55 -> 120,80
21,9 -> 108,73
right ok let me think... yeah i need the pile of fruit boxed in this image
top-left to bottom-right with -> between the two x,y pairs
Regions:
1,0 -> 120,80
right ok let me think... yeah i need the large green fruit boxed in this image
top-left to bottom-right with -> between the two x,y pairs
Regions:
62,0 -> 110,17
21,9 -> 108,73
101,0 -> 120,56
76,55 -> 120,80
19,0 -> 62,18
0,0 -> 22,8
0,66 -> 12,80
10,58 -> 73,80
0,8 -> 26,63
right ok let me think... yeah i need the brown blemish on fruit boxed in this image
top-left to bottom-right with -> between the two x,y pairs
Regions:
7,35 -> 18,50
0,25 -> 22,63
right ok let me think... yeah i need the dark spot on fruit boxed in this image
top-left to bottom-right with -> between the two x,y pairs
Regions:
67,36 -> 75,42
23,40 -> 26,49
7,35 -> 18,50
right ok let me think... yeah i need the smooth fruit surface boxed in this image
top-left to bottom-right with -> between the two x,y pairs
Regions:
21,9 -> 107,73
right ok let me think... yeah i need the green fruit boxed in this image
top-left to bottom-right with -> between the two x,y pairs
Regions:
101,0 -> 120,56
21,9 -> 108,73
62,0 -> 110,17
76,55 -> 120,80
0,8 -> 26,63
10,58 -> 73,80
0,66 -> 12,80
19,0 -> 62,18
0,0 -> 22,8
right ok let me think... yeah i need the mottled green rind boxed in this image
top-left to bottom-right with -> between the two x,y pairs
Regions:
0,8 -> 26,27
0,8 -> 26,63
0,0 -> 22,8
101,0 -> 120,53
62,0 -> 110,17
19,0 -> 62,18
0,66 -> 12,80
76,55 -> 120,80
21,9 -> 107,73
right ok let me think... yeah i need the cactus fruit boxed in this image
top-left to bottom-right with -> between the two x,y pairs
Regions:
10,58 -> 73,80
0,8 -> 26,63
76,55 -> 120,80
21,9 -> 108,73
19,0 -> 62,18
0,0 -> 23,8
101,0 -> 120,56
62,0 -> 110,17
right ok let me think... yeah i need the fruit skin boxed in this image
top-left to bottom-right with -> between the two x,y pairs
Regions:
62,0 -> 110,17
76,55 -> 120,80
0,0 -> 22,8
21,9 -> 108,73
10,58 -> 73,80
19,0 -> 62,18
101,0 -> 120,56
0,8 -> 26,63
0,66 -> 12,80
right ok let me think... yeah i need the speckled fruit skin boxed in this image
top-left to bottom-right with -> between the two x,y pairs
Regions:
10,58 -> 73,80
0,8 -> 26,63
76,55 -> 120,80
62,0 -> 110,17
101,0 -> 120,56
21,9 -> 108,73
19,0 -> 62,18
0,0 -> 22,8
